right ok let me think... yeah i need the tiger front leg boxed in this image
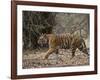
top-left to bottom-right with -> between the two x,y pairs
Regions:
43,48 -> 56,59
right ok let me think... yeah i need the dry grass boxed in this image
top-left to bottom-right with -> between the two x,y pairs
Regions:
22,49 -> 89,69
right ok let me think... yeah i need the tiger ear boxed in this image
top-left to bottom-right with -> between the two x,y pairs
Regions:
43,33 -> 47,37
41,33 -> 46,37
41,33 -> 44,36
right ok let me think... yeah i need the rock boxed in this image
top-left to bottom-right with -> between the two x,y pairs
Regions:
23,49 -> 89,68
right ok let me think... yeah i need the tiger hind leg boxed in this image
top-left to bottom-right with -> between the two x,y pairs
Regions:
78,40 -> 89,56
71,48 -> 76,59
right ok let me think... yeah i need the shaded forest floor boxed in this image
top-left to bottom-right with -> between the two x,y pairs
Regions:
22,48 -> 89,69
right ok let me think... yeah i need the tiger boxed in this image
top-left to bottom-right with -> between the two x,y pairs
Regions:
38,33 -> 88,59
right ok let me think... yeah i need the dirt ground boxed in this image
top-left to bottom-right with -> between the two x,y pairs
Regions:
22,48 -> 89,69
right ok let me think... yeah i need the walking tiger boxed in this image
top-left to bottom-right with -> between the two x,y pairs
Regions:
38,33 -> 88,59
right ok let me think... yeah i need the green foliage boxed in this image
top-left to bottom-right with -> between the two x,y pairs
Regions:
23,11 -> 56,50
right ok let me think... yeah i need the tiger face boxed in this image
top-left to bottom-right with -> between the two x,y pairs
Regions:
38,34 -> 48,47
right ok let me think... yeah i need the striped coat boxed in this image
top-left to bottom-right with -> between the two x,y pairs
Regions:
38,33 -> 88,59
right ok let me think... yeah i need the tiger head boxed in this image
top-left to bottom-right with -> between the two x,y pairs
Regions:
38,34 -> 48,47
